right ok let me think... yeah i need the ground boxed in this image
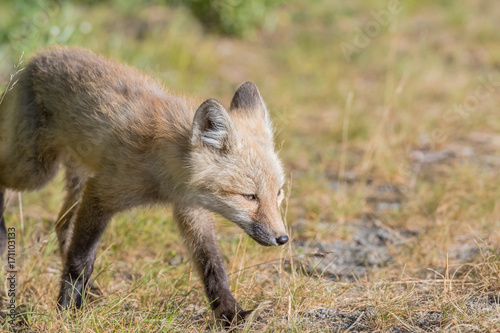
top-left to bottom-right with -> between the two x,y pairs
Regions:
0,0 -> 499,331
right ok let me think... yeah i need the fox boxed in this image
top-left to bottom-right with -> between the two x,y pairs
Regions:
0,46 -> 288,325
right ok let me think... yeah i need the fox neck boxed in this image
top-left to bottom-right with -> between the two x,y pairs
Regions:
145,99 -> 200,203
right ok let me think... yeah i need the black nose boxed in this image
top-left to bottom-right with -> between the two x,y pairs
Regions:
276,235 -> 289,245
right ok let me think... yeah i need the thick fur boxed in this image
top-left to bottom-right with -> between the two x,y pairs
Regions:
0,46 -> 287,325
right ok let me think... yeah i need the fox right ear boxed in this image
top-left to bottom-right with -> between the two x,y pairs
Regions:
230,81 -> 273,131
230,81 -> 264,111
192,98 -> 235,151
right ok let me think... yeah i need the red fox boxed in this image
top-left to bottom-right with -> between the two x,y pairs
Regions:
0,46 -> 288,325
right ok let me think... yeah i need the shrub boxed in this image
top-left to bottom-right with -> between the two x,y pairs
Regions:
181,0 -> 283,37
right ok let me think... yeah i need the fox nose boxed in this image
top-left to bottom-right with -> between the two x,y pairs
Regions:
276,235 -> 289,245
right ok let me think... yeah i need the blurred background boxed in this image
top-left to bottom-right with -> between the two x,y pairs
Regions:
1,0 -> 499,331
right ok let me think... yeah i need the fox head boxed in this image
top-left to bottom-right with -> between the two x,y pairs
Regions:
188,82 -> 288,246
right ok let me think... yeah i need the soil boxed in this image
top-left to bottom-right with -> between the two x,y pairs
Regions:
288,218 -> 416,281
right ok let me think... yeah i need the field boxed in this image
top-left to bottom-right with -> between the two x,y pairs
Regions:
0,0 -> 499,331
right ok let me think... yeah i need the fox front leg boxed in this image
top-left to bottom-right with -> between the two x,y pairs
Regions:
173,204 -> 252,326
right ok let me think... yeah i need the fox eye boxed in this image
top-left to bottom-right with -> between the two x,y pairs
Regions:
278,188 -> 283,196
242,194 -> 258,201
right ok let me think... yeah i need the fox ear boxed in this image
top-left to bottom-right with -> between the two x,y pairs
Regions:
230,81 -> 273,133
192,98 -> 235,151
230,81 -> 266,114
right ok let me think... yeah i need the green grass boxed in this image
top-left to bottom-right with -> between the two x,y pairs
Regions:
1,0 -> 500,331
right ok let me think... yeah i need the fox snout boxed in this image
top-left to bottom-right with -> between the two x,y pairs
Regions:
276,235 -> 289,245
251,222 -> 288,247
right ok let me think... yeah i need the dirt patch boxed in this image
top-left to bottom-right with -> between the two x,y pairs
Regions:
298,308 -> 374,332
412,312 -> 443,332
288,218 -> 416,280
466,295 -> 500,314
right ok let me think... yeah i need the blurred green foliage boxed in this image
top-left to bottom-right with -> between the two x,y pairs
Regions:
0,0 -> 66,71
0,0 -> 284,38
179,0 -> 283,36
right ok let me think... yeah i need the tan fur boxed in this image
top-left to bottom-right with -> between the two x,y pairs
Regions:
0,46 -> 287,325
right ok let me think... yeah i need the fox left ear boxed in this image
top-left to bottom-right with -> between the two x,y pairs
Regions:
192,98 -> 236,151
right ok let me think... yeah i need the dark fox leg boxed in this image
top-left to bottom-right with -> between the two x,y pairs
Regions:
56,171 -> 85,260
173,204 -> 252,327
0,190 -> 6,258
57,178 -> 113,309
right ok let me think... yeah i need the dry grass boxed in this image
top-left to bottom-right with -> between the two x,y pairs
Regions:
1,0 -> 499,331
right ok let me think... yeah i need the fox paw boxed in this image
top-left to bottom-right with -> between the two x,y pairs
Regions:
215,305 -> 253,328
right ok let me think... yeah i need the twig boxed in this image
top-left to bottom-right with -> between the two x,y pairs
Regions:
0,52 -> 24,105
